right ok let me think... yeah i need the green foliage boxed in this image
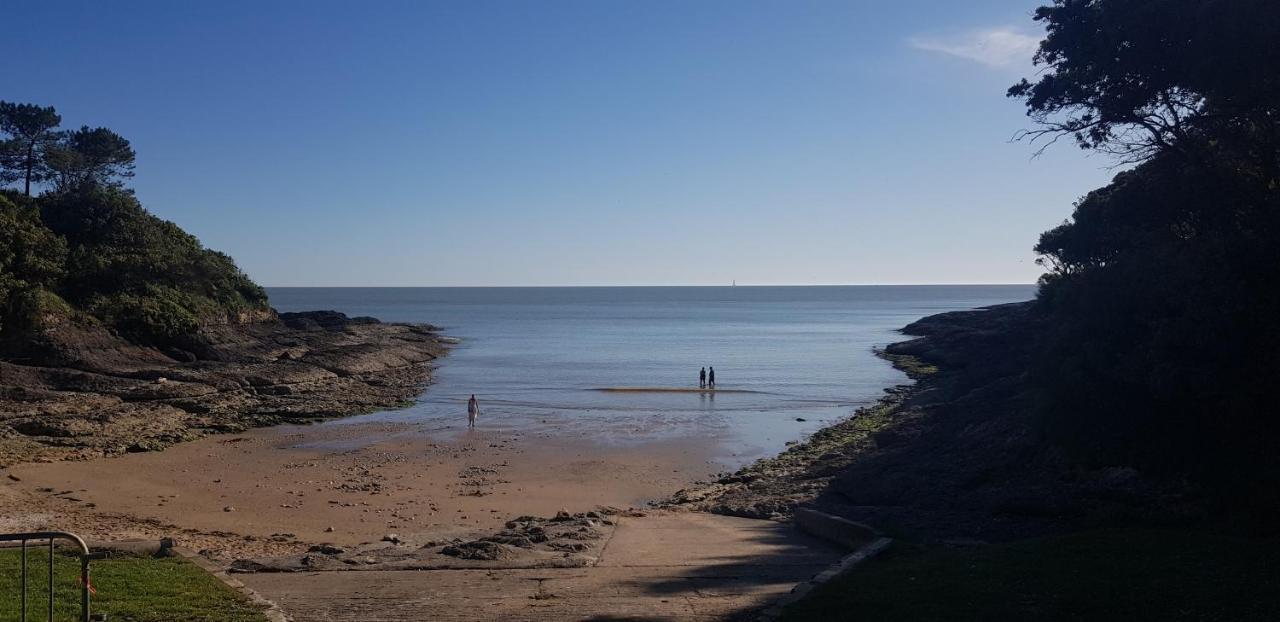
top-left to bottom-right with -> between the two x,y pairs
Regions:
0,549 -> 269,622
31,187 -> 269,344
1009,0 -> 1280,164
87,288 -> 203,343
46,125 -> 136,191
1013,1 -> 1280,514
1,102 -> 138,195
8,287 -> 77,327
1030,155 -> 1280,508
0,101 -> 61,194
0,193 -> 67,331
0,177 -> 267,346
780,529 -> 1280,621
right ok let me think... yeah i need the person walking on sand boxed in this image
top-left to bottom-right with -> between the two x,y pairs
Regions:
708,367 -> 716,389
467,394 -> 480,428
699,367 -> 707,389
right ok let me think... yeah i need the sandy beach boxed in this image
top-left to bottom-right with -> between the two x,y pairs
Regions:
2,413 -> 721,560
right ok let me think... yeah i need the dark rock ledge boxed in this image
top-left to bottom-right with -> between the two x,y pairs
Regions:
664,302 -> 1191,542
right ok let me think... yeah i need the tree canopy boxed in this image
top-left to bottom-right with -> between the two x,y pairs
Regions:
1008,0 -> 1280,168
0,103 -> 267,347
46,126 -> 136,192
1013,0 -> 1280,515
0,101 -> 62,195
0,104 -> 137,195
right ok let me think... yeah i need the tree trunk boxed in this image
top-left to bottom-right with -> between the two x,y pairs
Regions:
23,141 -> 34,196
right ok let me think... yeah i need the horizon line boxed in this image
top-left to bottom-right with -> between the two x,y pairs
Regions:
262,282 -> 1038,289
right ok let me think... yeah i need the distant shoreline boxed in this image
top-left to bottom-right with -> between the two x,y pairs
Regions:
264,283 -> 1038,289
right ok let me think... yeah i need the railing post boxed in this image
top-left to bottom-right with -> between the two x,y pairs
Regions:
1,532 -> 92,622
80,553 -> 91,622
20,539 -> 27,622
48,538 -> 54,622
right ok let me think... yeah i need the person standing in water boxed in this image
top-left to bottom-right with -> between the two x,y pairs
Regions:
699,367 -> 707,389
467,394 -> 480,428
708,367 -> 716,389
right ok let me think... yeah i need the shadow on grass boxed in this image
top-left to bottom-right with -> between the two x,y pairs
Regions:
776,528 -> 1280,622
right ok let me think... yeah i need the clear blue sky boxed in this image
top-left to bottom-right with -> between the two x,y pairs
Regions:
3,1 -> 1117,286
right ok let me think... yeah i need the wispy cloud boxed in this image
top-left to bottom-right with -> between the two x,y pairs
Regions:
908,27 -> 1039,68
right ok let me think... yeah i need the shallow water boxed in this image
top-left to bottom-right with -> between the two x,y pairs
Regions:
267,285 -> 1033,468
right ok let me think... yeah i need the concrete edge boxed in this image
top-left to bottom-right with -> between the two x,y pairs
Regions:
171,546 -> 291,622
0,538 -> 172,555
755,536 -> 893,621
793,507 -> 882,549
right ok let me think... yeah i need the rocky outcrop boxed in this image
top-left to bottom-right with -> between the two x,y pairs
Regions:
228,509 -> 622,573
666,302 -> 1192,542
0,311 -> 448,466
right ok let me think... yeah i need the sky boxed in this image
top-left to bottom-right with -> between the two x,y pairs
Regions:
2,1 -> 1119,287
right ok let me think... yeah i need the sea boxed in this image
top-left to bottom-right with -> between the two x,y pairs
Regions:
266,285 -> 1034,468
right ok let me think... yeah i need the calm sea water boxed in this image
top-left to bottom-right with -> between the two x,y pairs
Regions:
266,286 -> 1033,467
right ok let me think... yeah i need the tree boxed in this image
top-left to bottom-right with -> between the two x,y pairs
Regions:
0,101 -> 62,196
1008,0 -> 1280,169
1010,0 -> 1280,514
46,126 -> 136,192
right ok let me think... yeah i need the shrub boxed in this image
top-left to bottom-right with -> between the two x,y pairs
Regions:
0,187 -> 268,347
0,192 -> 67,332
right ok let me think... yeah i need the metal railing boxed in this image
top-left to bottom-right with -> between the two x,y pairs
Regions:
1,531 -> 92,622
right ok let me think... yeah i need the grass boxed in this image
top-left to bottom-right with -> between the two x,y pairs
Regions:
0,548 -> 268,622
778,528 -> 1280,621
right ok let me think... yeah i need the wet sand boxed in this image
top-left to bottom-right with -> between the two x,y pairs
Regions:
1,415 -> 721,560
592,387 -> 761,393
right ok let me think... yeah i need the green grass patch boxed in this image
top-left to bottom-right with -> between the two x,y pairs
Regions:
0,549 -> 268,622
779,528 -> 1280,621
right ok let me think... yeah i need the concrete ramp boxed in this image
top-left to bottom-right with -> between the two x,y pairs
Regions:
238,512 -> 841,621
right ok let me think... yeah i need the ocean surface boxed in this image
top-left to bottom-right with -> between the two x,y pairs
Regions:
267,286 -> 1034,468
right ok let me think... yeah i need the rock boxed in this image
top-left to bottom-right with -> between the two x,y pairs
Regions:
164,348 -> 197,363
227,559 -> 271,573
440,541 -> 516,561
6,473 -> 19,482
483,534 -> 536,548
795,417 -> 807,422
381,533 -> 402,544
555,527 -> 602,540
0,311 -> 448,468
307,544 -> 345,555
324,526 -> 335,533
223,506 -> 236,512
